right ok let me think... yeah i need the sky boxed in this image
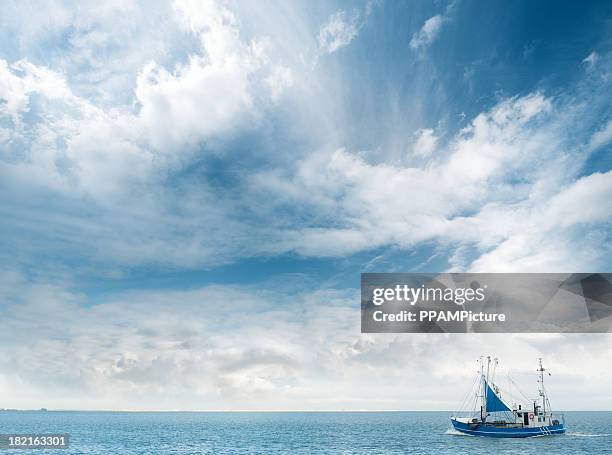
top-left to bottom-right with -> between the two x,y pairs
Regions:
1,0 -> 612,411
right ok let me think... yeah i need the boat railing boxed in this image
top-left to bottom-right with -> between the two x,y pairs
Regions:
549,413 -> 565,425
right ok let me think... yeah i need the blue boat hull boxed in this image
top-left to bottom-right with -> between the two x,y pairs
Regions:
451,418 -> 565,438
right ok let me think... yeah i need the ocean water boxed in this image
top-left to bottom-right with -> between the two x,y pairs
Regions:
0,411 -> 611,454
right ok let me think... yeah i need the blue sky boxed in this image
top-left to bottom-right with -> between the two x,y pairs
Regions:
1,0 -> 612,410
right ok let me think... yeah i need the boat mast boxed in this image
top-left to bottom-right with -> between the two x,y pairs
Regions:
538,358 -> 546,414
479,356 -> 485,421
484,356 -> 491,421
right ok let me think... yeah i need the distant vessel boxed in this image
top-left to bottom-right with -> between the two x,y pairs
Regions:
451,357 -> 566,438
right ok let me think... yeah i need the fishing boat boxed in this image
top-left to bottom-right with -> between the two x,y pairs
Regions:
450,357 -> 565,438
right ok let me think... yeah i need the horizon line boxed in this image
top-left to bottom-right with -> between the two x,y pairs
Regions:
3,409 -> 612,413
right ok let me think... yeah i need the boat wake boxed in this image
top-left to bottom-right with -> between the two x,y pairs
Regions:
445,428 -> 473,436
567,432 -> 612,438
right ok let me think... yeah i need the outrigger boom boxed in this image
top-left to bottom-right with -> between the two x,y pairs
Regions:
450,357 -> 566,438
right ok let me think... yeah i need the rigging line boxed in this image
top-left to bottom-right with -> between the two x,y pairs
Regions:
507,372 -> 532,402
499,376 -> 524,405
468,397 -> 478,418
461,372 -> 481,415
463,391 -> 478,418
467,375 -> 480,412
456,372 -> 480,414
491,357 -> 498,385
501,388 -> 523,406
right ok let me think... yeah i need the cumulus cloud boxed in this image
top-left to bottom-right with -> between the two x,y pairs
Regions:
0,0 -> 298,268
0,59 -> 74,124
3,3 -> 608,274
0,0 -> 194,105
2,45 -> 611,273
136,0 -> 283,152
412,128 -> 438,156
409,14 -> 444,51
10,0 -> 608,275
253,92 -> 612,271
0,0 -> 295,192
318,11 -> 362,54
317,2 -> 377,56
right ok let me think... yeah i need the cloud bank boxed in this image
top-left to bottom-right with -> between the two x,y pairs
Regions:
3,271 -> 612,411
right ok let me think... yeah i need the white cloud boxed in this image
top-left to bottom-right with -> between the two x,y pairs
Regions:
316,1 -> 382,57
134,55 -> 254,152
409,14 -> 444,51
409,1 -> 459,53
541,171 -> 612,229
0,59 -> 153,197
265,65 -> 294,102
253,92 -> 612,271
1,270 -> 612,410
0,0 -> 196,105
0,59 -> 74,124
318,10 -> 363,55
0,1 -> 310,274
2,36 -> 610,275
1,0 -> 607,277
1,1 -> 612,412
583,51 -> 599,68
0,0 -> 295,196
589,119 -> 612,151
468,172 -> 612,271
134,0 -> 281,152
412,128 -> 438,156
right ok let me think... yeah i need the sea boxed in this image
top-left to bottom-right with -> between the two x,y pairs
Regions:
0,411 -> 611,454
